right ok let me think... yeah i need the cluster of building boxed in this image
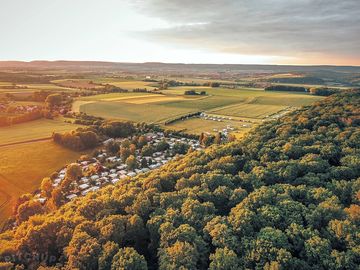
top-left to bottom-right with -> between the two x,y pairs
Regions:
0,103 -> 41,114
212,125 -> 237,136
35,132 -> 202,204
199,112 -> 233,122
263,106 -> 295,121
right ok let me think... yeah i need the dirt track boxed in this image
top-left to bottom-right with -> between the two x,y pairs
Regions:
0,137 -> 51,148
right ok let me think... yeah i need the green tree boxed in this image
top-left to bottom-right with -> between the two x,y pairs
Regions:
111,247 -> 147,270
209,247 -> 241,270
45,94 -> 62,108
126,155 -> 137,170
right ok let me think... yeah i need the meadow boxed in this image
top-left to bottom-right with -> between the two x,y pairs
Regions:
76,86 -> 324,134
0,141 -> 85,228
105,80 -> 157,90
79,101 -> 195,123
168,117 -> 253,135
210,103 -> 288,118
0,118 -> 80,145
0,82 -> 73,95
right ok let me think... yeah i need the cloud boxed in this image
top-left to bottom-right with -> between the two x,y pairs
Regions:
131,0 -> 360,61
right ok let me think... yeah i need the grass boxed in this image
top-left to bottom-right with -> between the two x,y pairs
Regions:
77,86 -> 324,128
210,104 -> 288,119
0,118 -> 80,145
78,92 -> 155,101
167,117 -> 253,135
107,81 -> 157,90
80,101 -> 195,124
53,79 -> 104,89
0,141 -> 85,226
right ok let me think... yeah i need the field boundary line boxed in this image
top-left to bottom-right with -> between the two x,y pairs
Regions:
0,137 -> 52,148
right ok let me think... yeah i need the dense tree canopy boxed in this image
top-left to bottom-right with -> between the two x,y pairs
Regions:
0,90 -> 359,269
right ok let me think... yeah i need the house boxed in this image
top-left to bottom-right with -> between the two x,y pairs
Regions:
92,186 -> 100,192
117,170 -> 127,175
117,165 -> 127,170
127,172 -> 136,177
81,188 -> 92,196
103,138 -> 114,145
36,198 -> 47,204
90,175 -> 99,181
81,177 -> 89,183
111,178 -> 120,184
66,194 -> 78,200
79,183 -> 90,190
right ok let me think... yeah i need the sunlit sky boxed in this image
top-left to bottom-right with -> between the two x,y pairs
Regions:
1,0 -> 359,65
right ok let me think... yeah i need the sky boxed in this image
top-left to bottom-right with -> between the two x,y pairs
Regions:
1,0 -> 359,65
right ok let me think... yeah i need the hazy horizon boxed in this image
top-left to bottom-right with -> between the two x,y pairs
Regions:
1,0 -> 359,65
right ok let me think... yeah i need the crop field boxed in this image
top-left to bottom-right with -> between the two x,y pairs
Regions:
53,79 -> 104,89
76,85 -> 324,133
168,117 -> 253,135
121,95 -> 197,104
78,92 -> 155,101
0,141 -> 85,227
0,84 -> 73,97
210,103 -> 288,118
107,81 -> 157,90
0,118 -> 80,145
79,101 -> 195,123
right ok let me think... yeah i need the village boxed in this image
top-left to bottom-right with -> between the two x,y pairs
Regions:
34,132 -> 203,204
0,102 -> 41,114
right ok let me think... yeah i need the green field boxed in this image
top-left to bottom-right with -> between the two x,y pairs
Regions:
78,92 -> 155,101
0,118 -> 80,145
80,101 -> 195,123
210,103 -> 288,118
168,117 -> 253,135
77,87 -> 323,129
107,80 -> 157,90
0,83 -> 73,94
0,141 -> 85,227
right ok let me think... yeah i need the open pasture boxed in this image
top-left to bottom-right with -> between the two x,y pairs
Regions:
77,85 -> 324,134
167,117 -> 253,135
210,103 -> 288,119
107,80 -> 157,90
0,118 -> 80,145
53,79 -> 104,89
79,101 -> 195,124
78,92 -> 155,101
0,141 -> 85,227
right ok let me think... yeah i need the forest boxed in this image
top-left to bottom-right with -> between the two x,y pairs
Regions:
0,89 -> 359,270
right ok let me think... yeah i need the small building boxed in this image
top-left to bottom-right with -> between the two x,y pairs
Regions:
79,183 -> 90,190
90,175 -> 99,181
66,194 -> 78,200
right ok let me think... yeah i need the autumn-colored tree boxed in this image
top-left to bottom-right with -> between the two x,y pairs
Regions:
126,155 -> 137,170
111,247 -> 148,270
40,177 -> 53,198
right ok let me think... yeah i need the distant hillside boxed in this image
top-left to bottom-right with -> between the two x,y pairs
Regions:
0,90 -> 359,269
0,60 -> 360,74
267,76 -> 325,85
